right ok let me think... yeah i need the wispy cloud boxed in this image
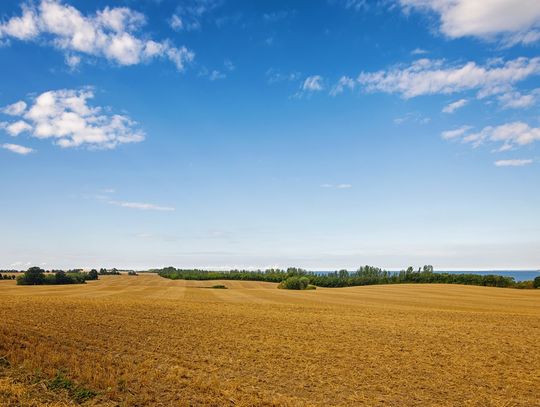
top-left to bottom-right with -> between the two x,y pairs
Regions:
356,57 -> 540,99
0,0 -> 194,70
107,200 -> 175,211
441,125 -> 473,140
393,112 -> 430,125
330,76 -> 356,96
442,98 -> 468,114
169,0 -> 224,31
321,183 -> 352,189
293,75 -> 324,98
263,10 -> 295,23
2,143 -> 34,155
266,68 -> 301,84
497,89 -> 540,109
442,122 -> 540,151
411,48 -> 428,55
494,159 -> 533,167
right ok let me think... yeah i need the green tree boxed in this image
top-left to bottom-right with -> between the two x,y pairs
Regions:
87,269 -> 99,280
22,266 -> 46,285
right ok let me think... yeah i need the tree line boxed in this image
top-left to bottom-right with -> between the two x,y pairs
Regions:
158,266 -> 539,289
16,267 -> 99,285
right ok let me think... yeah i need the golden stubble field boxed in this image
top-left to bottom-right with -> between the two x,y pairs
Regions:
0,274 -> 539,406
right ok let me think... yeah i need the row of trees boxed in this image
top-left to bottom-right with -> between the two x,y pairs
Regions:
157,265 -> 533,289
16,267 -> 99,285
99,268 -> 121,275
0,274 -> 16,280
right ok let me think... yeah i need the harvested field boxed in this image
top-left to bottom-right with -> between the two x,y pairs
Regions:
0,274 -> 539,406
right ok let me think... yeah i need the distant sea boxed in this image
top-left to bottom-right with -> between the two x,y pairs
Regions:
436,270 -> 540,282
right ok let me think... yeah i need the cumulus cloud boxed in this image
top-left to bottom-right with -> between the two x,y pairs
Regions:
0,88 -> 145,150
4,120 -> 32,136
494,159 -> 533,167
2,143 -> 34,155
1,101 -> 27,116
399,0 -> 540,46
442,98 -> 467,113
355,57 -> 540,99
443,121 -> 540,151
0,0 -> 194,70
107,200 -> 175,211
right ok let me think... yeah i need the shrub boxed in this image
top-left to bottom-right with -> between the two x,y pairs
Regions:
534,276 -> 540,289
514,280 -> 534,289
54,271 -> 73,284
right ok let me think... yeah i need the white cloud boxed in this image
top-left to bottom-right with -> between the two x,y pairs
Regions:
2,143 -> 34,155
1,101 -> 27,116
339,0 -> 369,11
494,159 -> 533,167
356,57 -> 540,99
171,0 -> 223,31
265,68 -> 301,84
400,0 -> 540,45
5,120 -> 32,136
320,183 -> 353,189
0,1 -> 194,70
209,70 -> 225,81
65,54 -> 81,69
393,112 -> 430,125
170,14 -> 184,31
443,121 -> 540,150
411,48 -> 428,55
292,75 -> 324,99
0,89 -> 145,150
497,89 -> 540,109
302,75 -> 324,92
441,125 -> 472,139
224,59 -> 235,71
442,98 -> 467,113
263,10 -> 294,23
330,76 -> 356,96
107,200 -> 175,211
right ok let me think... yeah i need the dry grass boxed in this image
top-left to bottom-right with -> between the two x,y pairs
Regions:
0,274 -> 539,406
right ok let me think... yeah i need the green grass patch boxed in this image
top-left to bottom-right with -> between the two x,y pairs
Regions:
47,371 -> 97,403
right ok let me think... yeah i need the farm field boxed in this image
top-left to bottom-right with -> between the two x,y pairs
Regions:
0,274 -> 539,406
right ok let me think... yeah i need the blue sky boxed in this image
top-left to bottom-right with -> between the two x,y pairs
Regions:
1,0 -> 539,270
